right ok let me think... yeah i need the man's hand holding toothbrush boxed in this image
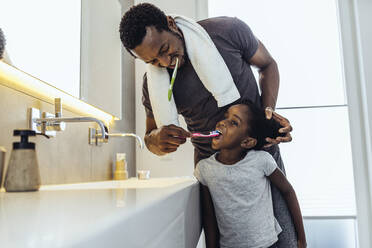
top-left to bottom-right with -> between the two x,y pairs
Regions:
144,123 -> 191,155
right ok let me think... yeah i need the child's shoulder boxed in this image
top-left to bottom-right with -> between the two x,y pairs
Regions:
195,154 -> 219,184
197,153 -> 218,168
247,149 -> 272,159
246,150 -> 278,175
196,154 -> 224,174
246,149 -> 276,164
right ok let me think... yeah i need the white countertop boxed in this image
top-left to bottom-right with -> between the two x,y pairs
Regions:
0,177 -> 200,248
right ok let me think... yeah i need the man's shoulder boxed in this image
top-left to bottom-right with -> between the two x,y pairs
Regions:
197,16 -> 238,31
197,16 -> 253,47
198,16 -> 237,25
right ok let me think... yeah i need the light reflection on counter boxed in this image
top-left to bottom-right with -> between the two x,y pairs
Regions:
40,177 -> 195,190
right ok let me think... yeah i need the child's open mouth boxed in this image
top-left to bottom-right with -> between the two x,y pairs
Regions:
213,130 -> 223,140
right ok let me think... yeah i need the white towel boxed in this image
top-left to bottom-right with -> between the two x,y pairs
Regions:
147,15 -> 240,127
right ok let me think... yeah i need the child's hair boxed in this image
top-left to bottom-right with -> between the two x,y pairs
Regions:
238,99 -> 285,150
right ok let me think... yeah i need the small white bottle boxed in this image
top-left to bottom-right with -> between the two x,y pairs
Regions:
114,153 -> 128,180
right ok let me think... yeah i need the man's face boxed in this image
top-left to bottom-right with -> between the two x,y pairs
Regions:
212,104 -> 251,150
132,25 -> 186,69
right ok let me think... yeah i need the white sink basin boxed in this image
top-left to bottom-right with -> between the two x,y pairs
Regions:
40,177 -> 193,190
0,177 -> 201,248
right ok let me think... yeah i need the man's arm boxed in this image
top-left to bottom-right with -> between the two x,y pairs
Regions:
142,72 -> 190,155
144,116 -> 190,155
200,184 -> 220,248
249,41 -> 279,110
268,169 -> 307,247
250,41 -> 293,146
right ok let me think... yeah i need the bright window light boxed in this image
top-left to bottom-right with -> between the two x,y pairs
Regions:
209,0 -> 356,217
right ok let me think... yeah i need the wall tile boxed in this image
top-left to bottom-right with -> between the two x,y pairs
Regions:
0,82 -> 135,185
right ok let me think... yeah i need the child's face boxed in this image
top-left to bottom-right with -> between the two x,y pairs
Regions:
212,104 -> 251,150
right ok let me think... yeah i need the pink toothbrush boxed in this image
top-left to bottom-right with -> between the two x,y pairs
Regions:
190,130 -> 221,138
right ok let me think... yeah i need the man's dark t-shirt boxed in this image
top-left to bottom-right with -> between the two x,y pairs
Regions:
142,16 -> 261,164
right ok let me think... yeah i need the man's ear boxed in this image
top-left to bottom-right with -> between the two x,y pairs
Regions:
166,16 -> 178,32
241,137 -> 257,149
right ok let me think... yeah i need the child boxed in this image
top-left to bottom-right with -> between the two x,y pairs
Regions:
194,100 -> 306,248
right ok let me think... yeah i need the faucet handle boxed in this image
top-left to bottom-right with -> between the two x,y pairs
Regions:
88,127 -> 108,146
55,98 -> 62,117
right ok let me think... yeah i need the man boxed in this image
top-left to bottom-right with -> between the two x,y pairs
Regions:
120,3 -> 296,247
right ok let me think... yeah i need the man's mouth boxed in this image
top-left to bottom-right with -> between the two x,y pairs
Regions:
169,54 -> 184,69
169,56 -> 178,68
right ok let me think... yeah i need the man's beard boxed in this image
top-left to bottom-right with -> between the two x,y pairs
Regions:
171,29 -> 188,62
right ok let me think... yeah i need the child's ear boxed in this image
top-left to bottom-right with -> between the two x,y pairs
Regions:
241,137 -> 257,149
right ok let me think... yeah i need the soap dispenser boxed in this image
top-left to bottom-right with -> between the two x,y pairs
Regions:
4,130 -> 41,192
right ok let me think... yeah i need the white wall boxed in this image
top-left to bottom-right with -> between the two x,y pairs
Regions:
134,0 -> 208,177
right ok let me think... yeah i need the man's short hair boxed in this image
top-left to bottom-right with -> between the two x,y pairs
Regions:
0,28 -> 6,60
119,3 -> 169,51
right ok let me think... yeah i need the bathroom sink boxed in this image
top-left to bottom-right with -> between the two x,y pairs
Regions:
0,176 -> 201,248
40,177 -> 194,190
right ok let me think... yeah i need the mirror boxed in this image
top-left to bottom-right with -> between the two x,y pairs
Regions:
0,0 -> 122,118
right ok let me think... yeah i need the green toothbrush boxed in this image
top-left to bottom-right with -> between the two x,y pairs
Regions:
168,57 -> 179,101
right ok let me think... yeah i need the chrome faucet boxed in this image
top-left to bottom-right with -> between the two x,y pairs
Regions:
107,133 -> 144,149
29,98 -> 108,141
89,128 -> 144,149
28,98 -> 141,147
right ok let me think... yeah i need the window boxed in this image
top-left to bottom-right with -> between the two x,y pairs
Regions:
209,0 -> 357,246
209,0 -> 355,217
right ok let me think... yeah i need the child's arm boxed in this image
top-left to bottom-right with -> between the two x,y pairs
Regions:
200,184 -> 220,248
268,169 -> 307,248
